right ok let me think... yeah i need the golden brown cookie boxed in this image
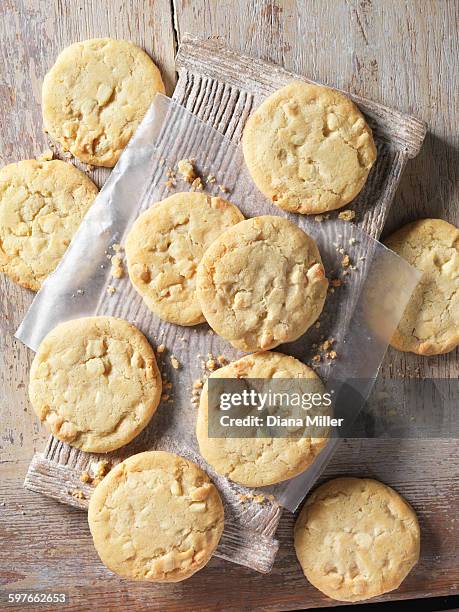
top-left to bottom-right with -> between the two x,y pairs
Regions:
242,81 -> 376,214
384,218 -> 459,355
88,451 -> 224,582
0,159 -> 98,290
125,192 -> 244,326
196,215 -> 328,351
294,477 -> 420,602
42,38 -> 165,167
196,351 -> 328,487
29,316 -> 161,452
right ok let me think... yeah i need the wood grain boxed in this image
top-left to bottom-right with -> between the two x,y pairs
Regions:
1,1 -> 458,610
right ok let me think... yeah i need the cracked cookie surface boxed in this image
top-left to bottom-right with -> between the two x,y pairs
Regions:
384,218 -> 459,355
125,192 -> 244,326
294,477 -> 420,602
242,81 -> 377,214
88,451 -> 224,582
42,38 -> 165,167
0,160 -> 98,290
29,316 -> 161,452
196,216 -> 328,351
196,351 -> 328,487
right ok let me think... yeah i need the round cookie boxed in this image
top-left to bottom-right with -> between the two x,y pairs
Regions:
294,477 -> 420,602
196,351 -> 328,487
384,218 -> 459,355
0,159 -> 98,290
242,81 -> 377,214
125,192 -> 244,326
196,215 -> 328,351
29,316 -> 161,452
42,38 -> 165,167
88,451 -> 224,582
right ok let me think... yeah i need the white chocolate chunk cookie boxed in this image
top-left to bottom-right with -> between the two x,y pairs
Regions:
29,317 -> 161,452
125,192 -> 244,326
42,38 -> 165,167
294,477 -> 420,602
88,451 -> 224,582
384,218 -> 459,355
0,160 -> 98,290
196,216 -> 328,351
242,81 -> 377,214
196,351 -> 328,487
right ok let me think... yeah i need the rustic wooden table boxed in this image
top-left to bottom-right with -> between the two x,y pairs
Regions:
1,1 -> 458,611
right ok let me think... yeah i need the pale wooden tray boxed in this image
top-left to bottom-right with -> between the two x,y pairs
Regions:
23,37 -> 427,573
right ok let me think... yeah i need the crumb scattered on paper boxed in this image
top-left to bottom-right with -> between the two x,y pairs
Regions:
338,210 -> 356,221
111,255 -> 124,278
341,254 -> 350,268
177,159 -> 197,183
170,355 -> 180,369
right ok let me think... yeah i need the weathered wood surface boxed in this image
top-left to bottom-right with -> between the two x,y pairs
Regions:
1,1 -> 458,610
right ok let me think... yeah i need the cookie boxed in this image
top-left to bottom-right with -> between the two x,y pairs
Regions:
0,159 -> 98,290
125,192 -> 244,326
88,451 -> 224,582
384,218 -> 459,355
294,477 -> 420,602
242,81 -> 377,214
42,38 -> 165,167
196,215 -> 328,351
29,316 -> 161,452
196,351 -> 328,487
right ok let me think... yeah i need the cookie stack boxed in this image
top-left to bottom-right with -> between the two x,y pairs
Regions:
5,39 -> 442,597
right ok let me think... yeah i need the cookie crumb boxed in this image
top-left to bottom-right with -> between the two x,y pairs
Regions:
112,243 -> 123,252
90,459 -> 111,480
341,254 -> 350,268
312,354 -> 321,363
37,149 -> 53,162
106,285 -> 116,295
70,489 -> 86,500
162,393 -> 170,401
111,254 -> 124,279
327,350 -> 338,359
177,159 -> 196,183
338,210 -> 356,222
157,343 -> 166,354
86,164 -> 94,172
217,355 -> 228,366
80,471 -> 91,484
170,355 -> 180,369
314,215 -> 324,222
191,177 -> 204,191
331,278 -> 343,288
207,174 -> 216,184
218,184 -> 229,194
206,358 -> 217,371
193,379 -> 203,389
